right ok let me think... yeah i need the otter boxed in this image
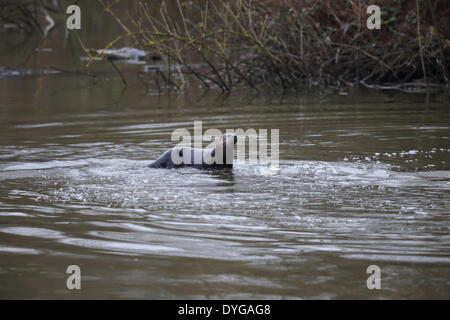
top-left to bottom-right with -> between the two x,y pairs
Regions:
148,133 -> 237,169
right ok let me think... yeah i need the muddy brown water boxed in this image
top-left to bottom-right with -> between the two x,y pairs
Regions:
1,69 -> 449,299
1,9 -> 450,297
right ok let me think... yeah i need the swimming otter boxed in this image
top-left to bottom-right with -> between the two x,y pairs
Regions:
148,133 -> 237,169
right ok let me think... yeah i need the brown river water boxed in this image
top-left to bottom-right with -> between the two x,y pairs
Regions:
0,6 -> 449,299
1,71 -> 449,299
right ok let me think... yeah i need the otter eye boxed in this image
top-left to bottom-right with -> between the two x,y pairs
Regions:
234,135 -> 237,144
179,149 -> 183,157
211,149 -> 215,157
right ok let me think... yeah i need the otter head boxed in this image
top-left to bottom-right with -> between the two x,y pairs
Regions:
210,133 -> 237,166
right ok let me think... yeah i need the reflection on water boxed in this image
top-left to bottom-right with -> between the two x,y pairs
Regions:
0,76 -> 449,299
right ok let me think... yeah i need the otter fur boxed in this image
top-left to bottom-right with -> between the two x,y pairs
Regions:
148,133 -> 237,169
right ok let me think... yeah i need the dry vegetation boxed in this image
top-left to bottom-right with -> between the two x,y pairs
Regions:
0,0 -> 60,36
92,0 -> 449,93
2,0 -> 449,93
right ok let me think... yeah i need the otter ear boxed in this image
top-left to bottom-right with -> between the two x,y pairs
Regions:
211,149 -> 215,157
234,135 -> 237,144
179,149 -> 183,157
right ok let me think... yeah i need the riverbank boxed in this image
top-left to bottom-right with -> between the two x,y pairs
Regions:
89,0 -> 449,93
1,1 -> 449,94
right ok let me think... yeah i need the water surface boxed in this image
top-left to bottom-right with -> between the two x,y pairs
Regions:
1,70 -> 449,299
